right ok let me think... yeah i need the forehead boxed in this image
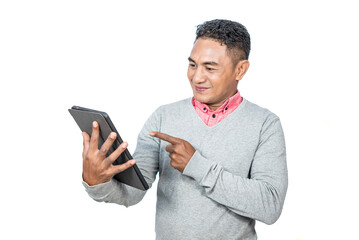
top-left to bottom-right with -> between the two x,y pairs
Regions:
189,38 -> 231,63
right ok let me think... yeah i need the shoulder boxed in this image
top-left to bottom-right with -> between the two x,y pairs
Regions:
143,98 -> 192,126
154,97 -> 192,115
239,99 -> 285,140
241,98 -> 281,124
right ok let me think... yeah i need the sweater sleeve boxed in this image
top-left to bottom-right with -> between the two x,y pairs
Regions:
182,116 -> 288,225
82,107 -> 161,207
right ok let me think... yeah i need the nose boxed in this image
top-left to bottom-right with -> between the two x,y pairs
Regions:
191,67 -> 206,84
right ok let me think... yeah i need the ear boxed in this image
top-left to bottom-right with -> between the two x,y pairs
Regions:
235,60 -> 250,81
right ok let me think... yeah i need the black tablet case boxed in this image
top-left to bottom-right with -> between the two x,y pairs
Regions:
69,106 -> 149,191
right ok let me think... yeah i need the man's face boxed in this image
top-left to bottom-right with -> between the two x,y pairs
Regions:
187,38 -> 239,110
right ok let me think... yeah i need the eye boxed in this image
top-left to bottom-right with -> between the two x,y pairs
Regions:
189,63 -> 196,68
206,67 -> 215,71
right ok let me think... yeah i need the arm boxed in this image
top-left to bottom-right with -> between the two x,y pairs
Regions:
182,117 -> 288,224
83,109 -> 161,207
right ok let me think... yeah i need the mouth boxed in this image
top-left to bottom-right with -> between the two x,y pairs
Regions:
194,86 -> 209,92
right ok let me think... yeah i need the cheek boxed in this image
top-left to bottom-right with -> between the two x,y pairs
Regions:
187,68 -> 192,81
207,75 -> 221,89
216,73 -> 232,88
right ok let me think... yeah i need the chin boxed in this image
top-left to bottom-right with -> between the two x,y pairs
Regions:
193,94 -> 210,104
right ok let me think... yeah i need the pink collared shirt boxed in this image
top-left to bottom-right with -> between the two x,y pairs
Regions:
192,91 -> 243,127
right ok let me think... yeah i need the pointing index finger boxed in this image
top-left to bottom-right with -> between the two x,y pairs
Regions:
150,131 -> 181,144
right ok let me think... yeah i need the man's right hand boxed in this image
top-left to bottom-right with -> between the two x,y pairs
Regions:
82,121 -> 136,186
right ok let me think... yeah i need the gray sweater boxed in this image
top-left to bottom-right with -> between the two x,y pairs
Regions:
83,97 -> 288,240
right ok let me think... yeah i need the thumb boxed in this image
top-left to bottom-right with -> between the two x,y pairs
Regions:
82,132 -> 90,157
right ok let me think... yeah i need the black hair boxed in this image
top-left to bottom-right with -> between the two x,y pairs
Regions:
196,19 -> 251,64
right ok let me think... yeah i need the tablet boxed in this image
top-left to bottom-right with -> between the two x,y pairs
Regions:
69,106 -> 149,191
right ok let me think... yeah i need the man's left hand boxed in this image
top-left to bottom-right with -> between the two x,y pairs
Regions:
150,131 -> 195,173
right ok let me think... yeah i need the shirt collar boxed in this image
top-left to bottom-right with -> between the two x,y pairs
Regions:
192,90 -> 242,114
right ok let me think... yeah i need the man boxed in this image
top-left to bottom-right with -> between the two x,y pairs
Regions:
82,19 -> 288,239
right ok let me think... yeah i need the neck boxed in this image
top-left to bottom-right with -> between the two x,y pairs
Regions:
207,101 -> 226,111
207,90 -> 238,111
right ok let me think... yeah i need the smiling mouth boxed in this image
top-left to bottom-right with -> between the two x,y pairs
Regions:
195,86 -> 209,92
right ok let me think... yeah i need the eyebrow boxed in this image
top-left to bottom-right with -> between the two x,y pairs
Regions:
188,57 -> 219,66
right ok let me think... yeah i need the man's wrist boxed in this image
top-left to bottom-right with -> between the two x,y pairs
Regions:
82,179 -> 114,199
182,151 -> 213,183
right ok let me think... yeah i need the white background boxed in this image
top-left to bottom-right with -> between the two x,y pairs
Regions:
1,0 -> 358,239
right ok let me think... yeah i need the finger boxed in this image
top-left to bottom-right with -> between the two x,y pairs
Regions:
98,132 -> 117,157
109,159 -> 136,176
105,142 -> 128,164
165,144 -> 175,153
169,152 -> 176,160
89,121 -> 99,151
149,131 -> 181,144
82,132 -> 90,158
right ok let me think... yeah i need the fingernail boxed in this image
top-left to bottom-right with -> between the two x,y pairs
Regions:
93,121 -> 97,127
121,142 -> 128,148
110,132 -> 116,139
149,132 -> 155,136
130,160 -> 136,165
